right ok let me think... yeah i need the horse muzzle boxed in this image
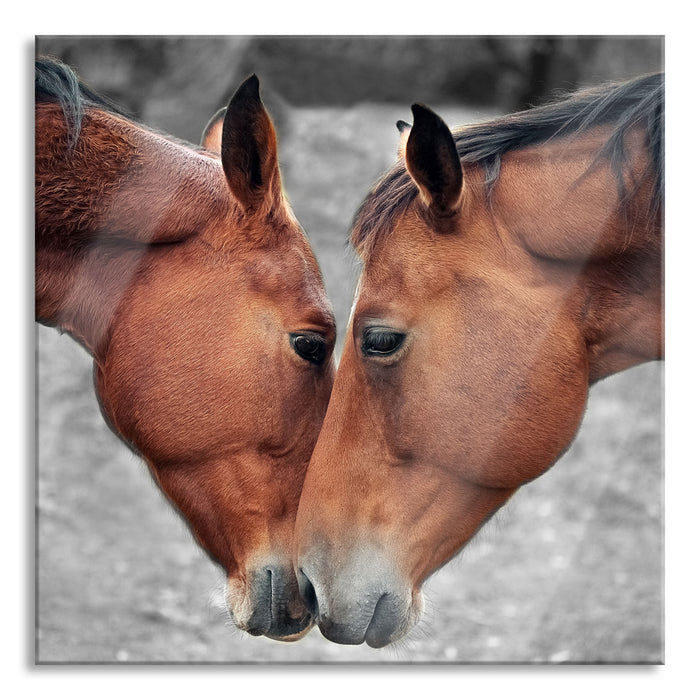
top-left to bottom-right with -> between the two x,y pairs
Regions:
296,545 -> 422,647
227,563 -> 314,641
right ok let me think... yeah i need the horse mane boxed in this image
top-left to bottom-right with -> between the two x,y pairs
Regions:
36,56 -> 234,257
35,56 -> 209,154
35,56 -> 131,150
352,73 -> 664,255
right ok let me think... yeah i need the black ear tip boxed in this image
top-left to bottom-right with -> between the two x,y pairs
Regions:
244,73 -> 260,94
396,119 -> 411,133
231,74 -> 261,104
410,103 -> 452,137
410,103 -> 436,121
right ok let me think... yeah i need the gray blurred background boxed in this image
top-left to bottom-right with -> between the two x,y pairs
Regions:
34,36 -> 663,663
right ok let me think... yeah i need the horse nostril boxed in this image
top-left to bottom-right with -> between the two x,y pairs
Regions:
297,569 -> 319,619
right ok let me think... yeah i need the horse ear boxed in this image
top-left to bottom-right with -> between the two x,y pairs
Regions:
220,74 -> 280,212
200,107 -> 226,154
405,103 -> 463,216
396,119 -> 411,159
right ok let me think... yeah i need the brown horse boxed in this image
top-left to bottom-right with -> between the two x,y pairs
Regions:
35,58 -> 336,641
295,73 -> 663,647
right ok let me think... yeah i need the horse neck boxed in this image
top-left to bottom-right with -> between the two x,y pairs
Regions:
492,126 -> 663,384
578,217 -> 663,383
35,104 -> 231,359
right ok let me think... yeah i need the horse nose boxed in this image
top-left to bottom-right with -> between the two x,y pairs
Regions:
296,550 -> 420,647
320,591 -> 406,648
233,565 -> 313,641
297,568 -> 319,619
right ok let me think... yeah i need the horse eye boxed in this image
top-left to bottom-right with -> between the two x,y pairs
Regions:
290,333 -> 327,366
362,328 -> 406,357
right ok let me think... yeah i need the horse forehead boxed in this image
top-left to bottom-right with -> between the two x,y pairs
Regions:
241,240 -> 332,321
248,240 -> 320,288
359,235 -> 471,303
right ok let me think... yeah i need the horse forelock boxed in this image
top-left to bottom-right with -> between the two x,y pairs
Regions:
351,73 -> 664,259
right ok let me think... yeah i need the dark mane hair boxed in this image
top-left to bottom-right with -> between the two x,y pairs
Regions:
35,56 -> 206,155
35,56 -> 131,149
352,73 -> 664,254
